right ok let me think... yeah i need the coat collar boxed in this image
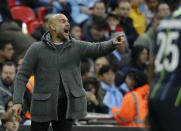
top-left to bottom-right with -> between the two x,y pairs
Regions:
41,31 -> 72,50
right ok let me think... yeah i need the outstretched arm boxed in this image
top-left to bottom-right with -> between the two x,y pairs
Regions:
79,34 -> 126,58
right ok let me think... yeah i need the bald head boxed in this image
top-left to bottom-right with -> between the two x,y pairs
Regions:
47,14 -> 56,25
47,13 -> 70,42
48,14 -> 67,30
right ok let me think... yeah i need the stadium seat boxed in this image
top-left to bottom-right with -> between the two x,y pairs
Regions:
8,0 -> 16,8
38,7 -> 47,22
27,20 -> 42,34
10,6 -> 36,23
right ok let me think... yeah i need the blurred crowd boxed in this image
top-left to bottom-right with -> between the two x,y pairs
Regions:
0,0 -> 180,129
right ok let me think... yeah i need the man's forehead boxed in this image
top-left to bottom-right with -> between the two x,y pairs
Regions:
55,14 -> 68,20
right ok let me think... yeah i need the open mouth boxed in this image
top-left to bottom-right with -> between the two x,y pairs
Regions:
64,29 -> 69,34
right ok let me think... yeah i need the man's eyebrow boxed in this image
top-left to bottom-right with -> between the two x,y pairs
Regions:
59,18 -> 65,20
58,18 -> 68,21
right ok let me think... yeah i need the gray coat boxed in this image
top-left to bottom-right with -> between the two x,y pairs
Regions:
13,31 -> 117,122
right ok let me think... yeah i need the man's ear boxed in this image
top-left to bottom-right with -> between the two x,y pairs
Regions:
49,24 -> 56,31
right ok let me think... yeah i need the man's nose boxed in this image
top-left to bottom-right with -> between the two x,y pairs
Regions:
66,22 -> 70,26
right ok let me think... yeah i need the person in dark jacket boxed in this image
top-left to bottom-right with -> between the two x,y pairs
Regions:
0,0 -> 36,61
12,13 -> 126,131
117,0 -> 139,49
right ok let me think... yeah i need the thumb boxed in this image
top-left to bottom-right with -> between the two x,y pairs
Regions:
12,107 -> 18,116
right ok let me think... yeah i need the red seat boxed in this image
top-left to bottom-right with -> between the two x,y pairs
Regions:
10,6 -> 36,23
38,7 -> 47,22
27,20 -> 42,34
8,0 -> 16,8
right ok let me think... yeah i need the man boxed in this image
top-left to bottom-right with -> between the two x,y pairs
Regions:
0,62 -> 16,115
149,5 -> 181,131
0,41 -> 14,70
82,17 -> 109,42
117,0 -> 139,49
144,0 -> 158,26
82,1 -> 106,35
156,2 -> 171,17
12,13 -> 125,131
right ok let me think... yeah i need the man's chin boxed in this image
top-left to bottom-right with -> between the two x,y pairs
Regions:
64,33 -> 69,39
2,80 -> 12,87
57,34 -> 69,41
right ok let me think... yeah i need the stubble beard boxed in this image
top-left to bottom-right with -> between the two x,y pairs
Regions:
57,32 -> 67,42
2,78 -> 13,88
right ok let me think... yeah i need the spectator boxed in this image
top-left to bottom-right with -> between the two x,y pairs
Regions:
134,13 -> 163,59
0,62 -> 16,115
158,0 -> 179,11
122,45 -> 149,73
0,40 -> 14,70
0,97 -> 14,125
4,97 -> 13,112
131,45 -> 149,72
98,65 -> 123,114
83,17 -> 109,42
156,2 -> 171,17
1,112 -> 20,131
117,0 -> 139,49
70,24 -> 82,40
3,97 -> 24,124
106,13 -> 124,39
112,71 -> 149,127
117,69 -> 141,96
94,57 -> 109,79
83,77 -> 108,113
130,0 -> 146,34
82,1 -> 106,35
0,0 -> 36,61
144,0 -> 158,26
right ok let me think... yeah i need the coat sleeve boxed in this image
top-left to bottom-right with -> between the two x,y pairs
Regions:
76,39 -> 118,58
13,43 -> 39,104
112,93 -> 136,125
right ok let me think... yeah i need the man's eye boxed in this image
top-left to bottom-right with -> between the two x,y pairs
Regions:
60,20 -> 65,23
